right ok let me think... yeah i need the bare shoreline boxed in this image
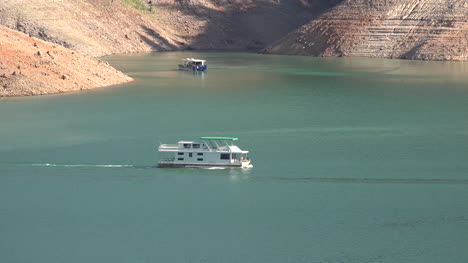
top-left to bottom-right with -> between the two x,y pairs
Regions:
0,26 -> 133,97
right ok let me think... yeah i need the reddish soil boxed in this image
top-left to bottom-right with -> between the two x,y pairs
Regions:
0,26 -> 132,97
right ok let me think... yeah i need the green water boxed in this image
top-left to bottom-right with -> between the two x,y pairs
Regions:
1,52 -> 468,262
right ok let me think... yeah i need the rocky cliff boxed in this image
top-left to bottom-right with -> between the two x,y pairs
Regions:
0,25 -> 132,97
264,0 -> 468,61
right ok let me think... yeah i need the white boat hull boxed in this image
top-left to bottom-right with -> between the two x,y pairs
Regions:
158,160 -> 252,169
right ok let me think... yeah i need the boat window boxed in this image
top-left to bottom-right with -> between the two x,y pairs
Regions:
220,153 -> 230,160
197,158 -> 203,161
178,152 -> 184,155
183,144 -> 191,149
197,153 -> 203,156
189,153 -> 193,157
178,158 -> 184,161
193,144 -> 200,148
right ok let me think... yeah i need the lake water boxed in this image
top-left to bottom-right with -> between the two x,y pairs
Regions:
1,52 -> 468,262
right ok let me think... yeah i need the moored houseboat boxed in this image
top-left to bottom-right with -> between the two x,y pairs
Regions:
158,137 -> 252,168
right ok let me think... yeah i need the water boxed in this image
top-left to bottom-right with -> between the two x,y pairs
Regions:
1,52 -> 468,262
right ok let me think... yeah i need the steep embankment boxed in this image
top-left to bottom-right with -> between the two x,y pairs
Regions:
264,0 -> 468,61
0,25 -> 132,97
0,0 -> 329,57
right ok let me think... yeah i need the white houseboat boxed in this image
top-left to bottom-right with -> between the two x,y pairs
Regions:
178,58 -> 208,71
158,137 -> 252,168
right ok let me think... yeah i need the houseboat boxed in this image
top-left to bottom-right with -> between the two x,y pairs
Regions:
178,58 -> 208,71
158,137 -> 252,168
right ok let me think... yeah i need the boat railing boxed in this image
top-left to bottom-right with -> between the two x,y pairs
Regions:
159,144 -> 238,153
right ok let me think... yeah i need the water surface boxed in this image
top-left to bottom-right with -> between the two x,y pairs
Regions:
1,52 -> 468,262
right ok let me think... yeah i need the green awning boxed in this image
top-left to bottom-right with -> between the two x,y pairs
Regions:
200,137 -> 238,141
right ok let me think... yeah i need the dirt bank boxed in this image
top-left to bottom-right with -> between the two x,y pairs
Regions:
0,25 -> 132,97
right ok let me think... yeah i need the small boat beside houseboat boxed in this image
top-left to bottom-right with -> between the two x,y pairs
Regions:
178,58 -> 208,71
158,137 -> 252,168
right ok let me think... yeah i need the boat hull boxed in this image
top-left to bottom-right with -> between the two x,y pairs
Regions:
178,64 -> 207,72
158,162 -> 242,168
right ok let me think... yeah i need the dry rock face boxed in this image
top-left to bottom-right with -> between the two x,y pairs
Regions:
264,0 -> 468,61
0,26 -> 132,97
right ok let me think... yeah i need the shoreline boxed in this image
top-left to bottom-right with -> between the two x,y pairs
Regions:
3,44 -> 466,98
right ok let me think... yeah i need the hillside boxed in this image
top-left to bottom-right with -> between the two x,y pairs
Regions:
263,0 -> 468,61
1,0 -> 466,60
0,25 -> 132,97
0,0 -> 330,57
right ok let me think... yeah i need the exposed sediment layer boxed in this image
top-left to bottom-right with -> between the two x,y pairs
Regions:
264,0 -> 468,61
0,25 -> 132,97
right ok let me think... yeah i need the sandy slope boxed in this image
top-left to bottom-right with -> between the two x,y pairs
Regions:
0,25 -> 132,97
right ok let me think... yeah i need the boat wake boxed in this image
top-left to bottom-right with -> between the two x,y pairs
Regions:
30,163 -> 135,168
203,167 -> 227,170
